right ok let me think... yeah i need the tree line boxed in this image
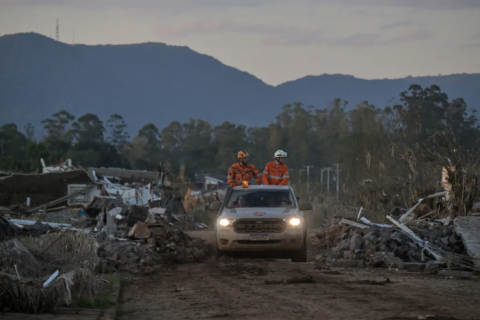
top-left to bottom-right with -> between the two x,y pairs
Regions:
1,84 -> 479,209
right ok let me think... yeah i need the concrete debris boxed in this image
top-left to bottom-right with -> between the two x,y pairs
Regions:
454,216 -> 480,270
0,160 -> 212,312
97,217 -> 208,275
128,222 -> 152,239
314,216 -> 470,271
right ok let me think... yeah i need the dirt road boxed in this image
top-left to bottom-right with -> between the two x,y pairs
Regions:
118,231 -> 480,320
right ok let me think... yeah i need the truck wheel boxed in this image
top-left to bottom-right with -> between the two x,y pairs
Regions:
291,237 -> 307,262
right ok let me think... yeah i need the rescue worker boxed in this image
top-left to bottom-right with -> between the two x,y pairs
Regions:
227,150 -> 262,187
262,150 -> 290,185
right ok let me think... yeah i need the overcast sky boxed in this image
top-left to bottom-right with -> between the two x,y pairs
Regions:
1,0 -> 479,85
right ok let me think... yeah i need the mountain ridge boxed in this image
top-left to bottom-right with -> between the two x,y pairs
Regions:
1,32 -> 479,136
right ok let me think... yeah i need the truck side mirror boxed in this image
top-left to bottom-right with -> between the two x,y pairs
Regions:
299,201 -> 313,211
209,202 -> 221,211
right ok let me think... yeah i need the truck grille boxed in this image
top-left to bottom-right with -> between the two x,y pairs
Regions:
237,240 -> 281,245
233,219 -> 285,233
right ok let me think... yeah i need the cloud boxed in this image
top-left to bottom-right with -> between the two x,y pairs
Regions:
332,33 -> 381,47
0,0 -> 270,12
326,28 -> 432,47
391,27 -> 433,42
381,20 -> 413,30
156,20 -> 328,46
461,34 -> 480,48
157,19 -> 434,47
264,30 -> 324,46
157,21 -> 294,38
2,0 -> 479,11
333,0 -> 480,10
471,34 -> 480,41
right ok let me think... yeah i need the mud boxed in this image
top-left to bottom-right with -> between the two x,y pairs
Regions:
118,231 -> 480,320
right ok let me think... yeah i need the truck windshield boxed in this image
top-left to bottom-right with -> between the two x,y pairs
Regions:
226,189 -> 295,208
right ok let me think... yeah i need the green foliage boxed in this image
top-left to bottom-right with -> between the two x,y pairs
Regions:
70,113 -> 105,143
1,84 -> 479,212
41,110 -> 75,143
106,114 -> 130,150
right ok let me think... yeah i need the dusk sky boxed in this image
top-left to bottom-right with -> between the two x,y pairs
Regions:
1,0 -> 479,85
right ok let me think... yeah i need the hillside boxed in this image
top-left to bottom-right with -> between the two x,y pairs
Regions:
0,32 -> 479,135
278,73 -> 480,110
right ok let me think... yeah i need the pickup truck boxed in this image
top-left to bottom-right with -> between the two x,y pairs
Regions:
209,185 -> 313,262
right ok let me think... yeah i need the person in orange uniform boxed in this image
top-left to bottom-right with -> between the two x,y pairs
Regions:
227,150 -> 262,187
262,150 -> 290,185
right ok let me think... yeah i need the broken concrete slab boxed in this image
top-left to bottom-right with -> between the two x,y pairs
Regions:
128,222 -> 152,240
339,218 -> 370,229
454,216 -> 480,270
0,169 -> 93,208
88,167 -> 161,184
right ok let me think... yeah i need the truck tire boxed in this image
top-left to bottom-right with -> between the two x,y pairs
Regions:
291,236 -> 307,262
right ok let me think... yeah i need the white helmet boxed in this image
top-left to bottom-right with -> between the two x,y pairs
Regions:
274,149 -> 287,158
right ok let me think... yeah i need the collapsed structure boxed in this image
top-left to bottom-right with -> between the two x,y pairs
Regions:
0,159 -> 209,313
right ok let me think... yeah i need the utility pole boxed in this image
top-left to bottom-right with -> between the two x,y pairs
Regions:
320,168 -> 324,192
333,163 -> 340,200
303,165 -> 314,195
322,167 -> 332,193
56,18 -> 59,41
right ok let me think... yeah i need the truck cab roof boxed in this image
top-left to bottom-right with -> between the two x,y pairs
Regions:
231,185 -> 292,191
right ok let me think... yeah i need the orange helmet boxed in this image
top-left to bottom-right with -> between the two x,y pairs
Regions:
237,150 -> 249,159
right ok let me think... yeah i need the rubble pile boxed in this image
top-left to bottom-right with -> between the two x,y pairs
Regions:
0,159 -> 214,313
313,219 -> 469,272
97,217 -> 209,275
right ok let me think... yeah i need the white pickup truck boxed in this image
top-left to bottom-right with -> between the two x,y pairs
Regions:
209,185 -> 313,262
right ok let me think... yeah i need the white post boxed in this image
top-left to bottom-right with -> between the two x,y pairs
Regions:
320,168 -> 324,192
327,168 -> 330,192
334,163 -> 340,200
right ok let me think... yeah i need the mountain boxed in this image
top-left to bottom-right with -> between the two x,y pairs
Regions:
278,73 -> 480,110
0,32 -> 286,134
1,32 -> 479,136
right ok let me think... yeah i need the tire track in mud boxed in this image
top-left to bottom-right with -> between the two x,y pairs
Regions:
119,256 -> 480,320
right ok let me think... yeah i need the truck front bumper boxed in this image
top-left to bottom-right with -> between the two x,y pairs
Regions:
216,228 -> 304,252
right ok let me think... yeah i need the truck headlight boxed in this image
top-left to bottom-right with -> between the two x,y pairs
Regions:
219,218 -> 231,227
289,218 -> 301,226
